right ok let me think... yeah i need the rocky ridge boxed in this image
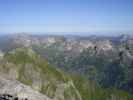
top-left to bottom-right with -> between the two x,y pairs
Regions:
0,48 -> 82,100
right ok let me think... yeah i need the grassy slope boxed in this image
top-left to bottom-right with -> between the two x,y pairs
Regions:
71,74 -> 133,100
3,48 -> 81,100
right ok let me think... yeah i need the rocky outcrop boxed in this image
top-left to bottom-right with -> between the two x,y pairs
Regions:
0,76 -> 52,100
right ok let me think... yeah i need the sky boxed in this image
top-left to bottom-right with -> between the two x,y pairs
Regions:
0,0 -> 133,34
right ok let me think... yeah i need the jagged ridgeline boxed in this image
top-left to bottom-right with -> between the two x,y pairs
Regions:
0,48 -> 133,100
0,48 -> 82,100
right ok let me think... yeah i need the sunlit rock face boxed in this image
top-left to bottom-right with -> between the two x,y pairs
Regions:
95,40 -> 113,51
0,76 -> 52,100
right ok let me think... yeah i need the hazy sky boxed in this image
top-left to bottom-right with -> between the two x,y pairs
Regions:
0,0 -> 133,33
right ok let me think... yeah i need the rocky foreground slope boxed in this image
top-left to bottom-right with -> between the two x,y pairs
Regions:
0,76 -> 52,100
0,48 -> 82,100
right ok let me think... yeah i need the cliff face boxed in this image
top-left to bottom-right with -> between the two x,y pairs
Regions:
0,48 -> 82,100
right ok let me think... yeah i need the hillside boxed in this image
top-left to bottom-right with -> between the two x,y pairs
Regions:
0,47 -> 133,100
0,48 -> 82,100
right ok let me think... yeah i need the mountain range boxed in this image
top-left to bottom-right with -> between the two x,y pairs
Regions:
0,33 -> 133,100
